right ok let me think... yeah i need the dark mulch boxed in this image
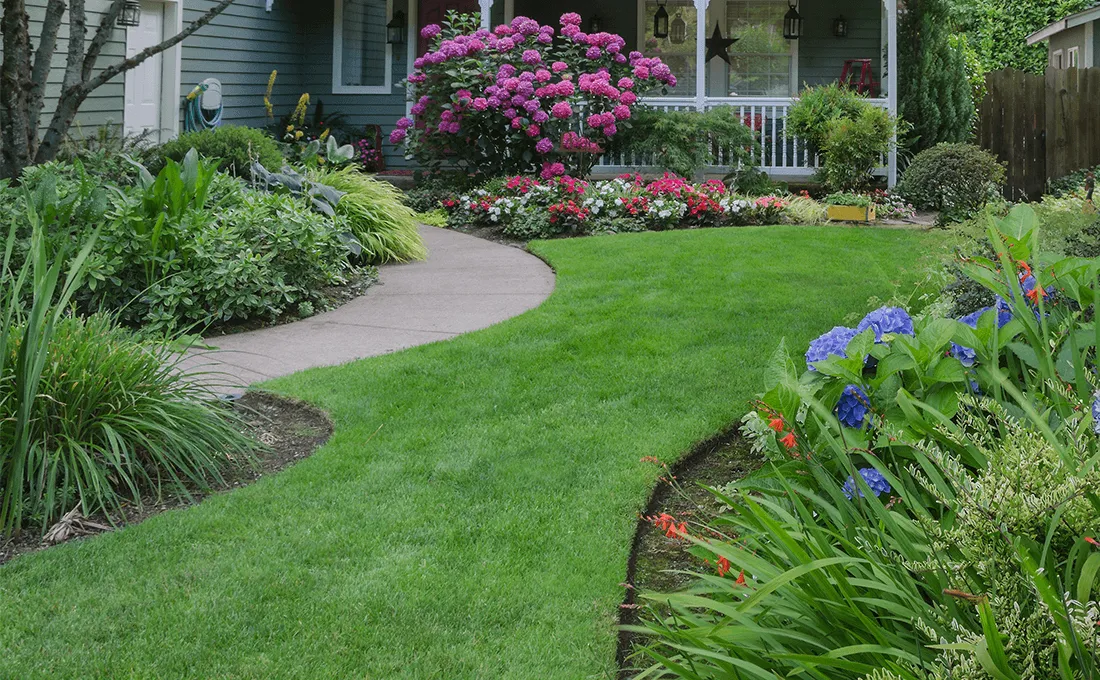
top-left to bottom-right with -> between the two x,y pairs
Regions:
617,428 -> 763,677
0,391 -> 332,566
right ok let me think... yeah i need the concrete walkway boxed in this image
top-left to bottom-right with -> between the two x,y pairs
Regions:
184,225 -> 555,393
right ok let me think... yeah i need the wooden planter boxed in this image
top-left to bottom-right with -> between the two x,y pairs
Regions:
827,204 -> 876,222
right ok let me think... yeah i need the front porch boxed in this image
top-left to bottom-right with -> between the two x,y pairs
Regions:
464,0 -> 898,182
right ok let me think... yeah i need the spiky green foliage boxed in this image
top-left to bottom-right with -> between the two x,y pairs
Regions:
899,0 -> 975,152
312,167 -> 428,264
0,213 -> 255,536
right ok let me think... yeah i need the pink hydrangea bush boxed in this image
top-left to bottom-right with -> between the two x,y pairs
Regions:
392,12 -> 676,179
441,172 -> 796,236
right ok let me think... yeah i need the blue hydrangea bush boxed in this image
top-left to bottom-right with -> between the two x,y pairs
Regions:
631,204 -> 1100,678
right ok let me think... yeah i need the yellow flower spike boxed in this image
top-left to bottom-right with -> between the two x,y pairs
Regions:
319,129 -> 330,141
291,93 -> 310,127
286,125 -> 294,133
264,70 -> 277,119
294,130 -> 303,140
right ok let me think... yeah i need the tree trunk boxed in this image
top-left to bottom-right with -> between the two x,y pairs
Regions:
1,0 -> 34,179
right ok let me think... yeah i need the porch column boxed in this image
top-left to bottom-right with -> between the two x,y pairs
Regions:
693,0 -> 709,111
479,0 -> 492,28
885,0 -> 898,186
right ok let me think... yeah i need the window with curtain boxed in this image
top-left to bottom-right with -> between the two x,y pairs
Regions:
725,0 -> 792,96
337,0 -> 389,89
640,0 -> 696,97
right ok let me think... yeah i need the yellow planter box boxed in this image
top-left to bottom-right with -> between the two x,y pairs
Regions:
827,204 -> 876,222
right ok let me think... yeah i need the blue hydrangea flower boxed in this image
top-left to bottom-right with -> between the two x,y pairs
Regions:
841,467 -> 891,500
950,309 -> 987,367
994,298 -> 1013,327
1092,391 -> 1100,435
805,326 -> 858,371
968,378 -> 982,395
835,384 -> 871,429
856,306 -> 914,342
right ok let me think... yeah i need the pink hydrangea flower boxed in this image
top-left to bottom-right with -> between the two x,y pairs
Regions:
471,97 -> 489,111
603,123 -> 617,136
617,77 -> 634,89
497,37 -> 515,51
620,91 -> 637,105
551,61 -> 568,72
551,101 -> 573,119
532,110 -> 549,123
540,161 -> 566,179
511,117 -> 524,129
535,138 -> 553,154
633,65 -> 650,79
560,12 -> 582,25
420,24 -> 441,39
535,69 -> 552,82
526,124 -> 541,137
389,127 -> 407,143
585,46 -> 601,59
396,117 -> 413,128
614,53 -> 627,63
612,104 -> 630,120
522,49 -> 542,64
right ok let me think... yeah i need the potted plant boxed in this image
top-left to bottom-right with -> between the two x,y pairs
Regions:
824,192 -> 876,222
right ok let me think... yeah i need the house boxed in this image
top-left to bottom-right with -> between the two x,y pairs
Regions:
1026,3 -> 1099,69
12,0 -> 899,181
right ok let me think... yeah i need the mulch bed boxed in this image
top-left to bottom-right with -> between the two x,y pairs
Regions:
617,428 -> 763,677
0,391 -> 332,566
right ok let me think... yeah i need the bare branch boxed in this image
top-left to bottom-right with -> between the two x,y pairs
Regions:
63,0 -> 87,91
80,0 -> 123,82
30,0 -> 66,100
81,0 -> 238,94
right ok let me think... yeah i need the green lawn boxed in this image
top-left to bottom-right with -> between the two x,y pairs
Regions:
0,226 -> 940,678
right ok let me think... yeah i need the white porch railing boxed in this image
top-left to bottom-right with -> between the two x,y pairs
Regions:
593,96 -> 890,178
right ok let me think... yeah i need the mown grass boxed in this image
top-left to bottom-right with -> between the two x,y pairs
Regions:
0,226 -> 940,678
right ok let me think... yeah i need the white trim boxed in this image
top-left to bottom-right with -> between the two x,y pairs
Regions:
332,0 -> 394,95
405,0 -> 416,116
124,0 -> 181,142
1085,20 -> 1095,67
884,0 -> 896,186
1052,48 -> 1064,69
1067,45 -> 1080,68
478,0 -> 491,28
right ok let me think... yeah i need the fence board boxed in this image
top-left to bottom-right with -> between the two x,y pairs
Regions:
979,67 -> 1099,200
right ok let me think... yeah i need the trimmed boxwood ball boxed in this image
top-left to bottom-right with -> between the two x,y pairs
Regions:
895,143 -> 1005,222
146,126 -> 284,177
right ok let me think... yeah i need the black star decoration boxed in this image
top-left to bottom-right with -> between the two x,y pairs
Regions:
705,22 -> 738,64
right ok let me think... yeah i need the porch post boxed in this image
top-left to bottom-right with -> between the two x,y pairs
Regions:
693,0 -> 708,111
885,0 -> 898,186
479,0 -> 492,28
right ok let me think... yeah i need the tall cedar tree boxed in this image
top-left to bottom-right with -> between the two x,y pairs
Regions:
898,0 -> 974,153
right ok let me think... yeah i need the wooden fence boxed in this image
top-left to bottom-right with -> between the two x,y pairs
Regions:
977,67 -> 1100,200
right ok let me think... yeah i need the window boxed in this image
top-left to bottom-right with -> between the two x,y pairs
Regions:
333,0 -> 393,94
725,0 -> 793,96
1052,49 -> 1064,69
1067,46 -> 1079,67
639,0 -> 697,96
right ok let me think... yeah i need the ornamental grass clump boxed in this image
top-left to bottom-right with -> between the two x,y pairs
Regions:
0,211 -> 254,537
312,167 -> 428,264
631,204 -> 1100,678
392,11 -> 676,179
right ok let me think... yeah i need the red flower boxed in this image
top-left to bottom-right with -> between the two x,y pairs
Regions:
735,570 -> 746,586
1086,536 -> 1099,547
768,417 -> 784,432
716,556 -> 731,577
650,513 -> 675,531
780,432 -> 797,449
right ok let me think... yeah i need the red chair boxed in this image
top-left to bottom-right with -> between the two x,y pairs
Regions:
840,59 -> 879,96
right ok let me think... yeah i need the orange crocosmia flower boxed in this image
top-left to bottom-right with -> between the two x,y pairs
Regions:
768,417 -> 784,432
780,432 -> 797,449
1086,536 -> 1099,547
735,570 -> 746,586
651,513 -> 675,531
716,556 -> 731,577
1017,261 -> 1032,277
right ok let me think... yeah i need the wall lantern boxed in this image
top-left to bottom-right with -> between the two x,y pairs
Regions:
833,15 -> 848,37
669,12 -> 686,44
653,0 -> 669,39
116,0 -> 141,27
782,0 -> 803,40
588,14 -> 603,32
387,10 -> 407,45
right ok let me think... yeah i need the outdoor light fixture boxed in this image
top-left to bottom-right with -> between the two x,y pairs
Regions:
782,0 -> 803,40
117,0 -> 141,27
653,0 -> 669,39
669,11 -> 686,44
588,14 -> 603,32
833,14 -> 848,37
387,10 -> 406,45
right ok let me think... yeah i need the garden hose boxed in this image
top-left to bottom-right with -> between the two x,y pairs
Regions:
183,78 -> 223,132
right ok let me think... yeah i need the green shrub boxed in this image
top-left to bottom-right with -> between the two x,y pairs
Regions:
502,211 -> 560,240
615,106 -> 758,178
895,143 -> 1005,222
312,167 -> 428,264
824,192 -> 871,206
1049,164 -> 1099,197
634,205 -> 1100,678
147,126 -> 283,177
820,107 -> 899,191
0,215 -> 254,536
786,83 -> 869,151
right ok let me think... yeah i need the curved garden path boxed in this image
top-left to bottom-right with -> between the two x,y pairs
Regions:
185,225 -> 556,392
